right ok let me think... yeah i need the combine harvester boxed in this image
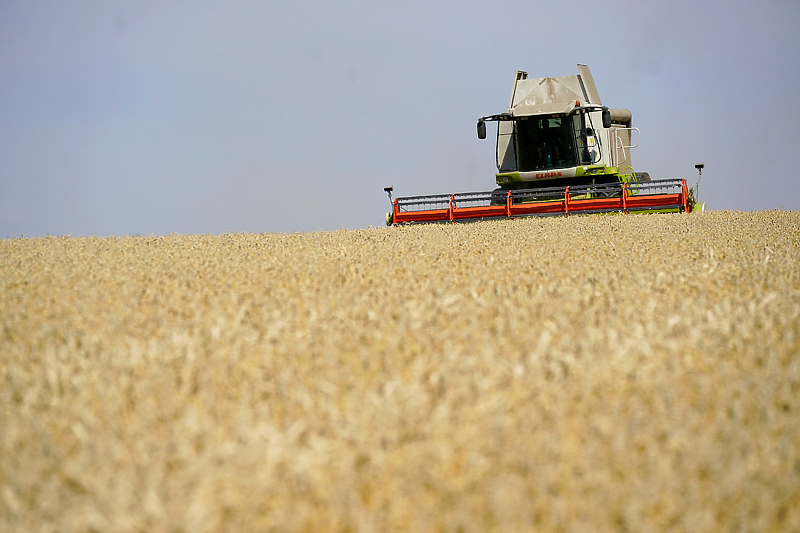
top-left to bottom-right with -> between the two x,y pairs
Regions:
385,64 -> 704,225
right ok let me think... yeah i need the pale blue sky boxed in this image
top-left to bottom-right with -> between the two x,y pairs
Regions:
2,0 -> 798,237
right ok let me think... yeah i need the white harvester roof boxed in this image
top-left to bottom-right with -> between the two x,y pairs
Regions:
509,64 -> 603,117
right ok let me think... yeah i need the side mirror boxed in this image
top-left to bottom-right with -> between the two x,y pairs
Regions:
477,119 -> 486,139
602,109 -> 612,129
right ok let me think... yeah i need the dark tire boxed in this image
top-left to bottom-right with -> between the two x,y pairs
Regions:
489,188 -> 509,206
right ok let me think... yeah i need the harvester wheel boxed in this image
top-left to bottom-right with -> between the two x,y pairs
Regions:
489,188 -> 509,206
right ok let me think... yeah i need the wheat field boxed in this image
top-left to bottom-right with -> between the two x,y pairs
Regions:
1,210 -> 799,532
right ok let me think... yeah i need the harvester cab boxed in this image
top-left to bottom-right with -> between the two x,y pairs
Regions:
477,65 -> 643,190
385,64 -> 699,225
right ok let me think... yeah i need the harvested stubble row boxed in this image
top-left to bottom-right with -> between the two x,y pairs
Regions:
1,211 -> 799,532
